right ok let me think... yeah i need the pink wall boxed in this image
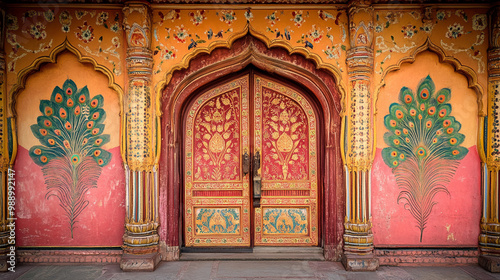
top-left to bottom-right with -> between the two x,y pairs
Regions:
372,146 -> 481,246
15,147 -> 125,246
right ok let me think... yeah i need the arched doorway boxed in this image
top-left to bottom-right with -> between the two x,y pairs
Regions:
182,69 -> 320,247
159,35 -> 344,259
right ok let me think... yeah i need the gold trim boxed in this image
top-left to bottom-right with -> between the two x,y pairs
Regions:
9,118 -> 17,166
6,3 -> 124,9
8,39 -> 126,164
16,246 -> 123,249
374,37 -> 484,117
374,37 -> 485,153
155,23 -> 347,123
478,116 -> 487,163
150,4 -> 348,9
372,3 -> 490,9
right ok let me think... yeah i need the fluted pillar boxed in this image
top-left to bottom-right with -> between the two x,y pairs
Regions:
479,3 -> 500,272
120,1 -> 161,271
342,0 -> 378,271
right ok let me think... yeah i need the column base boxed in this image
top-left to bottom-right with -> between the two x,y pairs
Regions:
479,255 -> 500,273
120,252 -> 161,272
342,254 -> 379,271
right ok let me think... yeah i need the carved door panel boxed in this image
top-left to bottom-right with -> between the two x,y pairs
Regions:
184,76 -> 251,247
184,74 -> 318,247
253,75 -> 319,246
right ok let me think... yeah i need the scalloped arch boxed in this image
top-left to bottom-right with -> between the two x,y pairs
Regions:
9,38 -> 124,118
154,23 -> 346,116
374,37 -> 485,117
9,39 -> 126,163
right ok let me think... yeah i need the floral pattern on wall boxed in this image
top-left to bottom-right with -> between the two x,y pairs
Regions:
6,8 -> 124,94
374,8 -> 488,92
152,9 -> 348,86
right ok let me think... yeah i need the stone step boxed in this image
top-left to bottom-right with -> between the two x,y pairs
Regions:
179,247 -> 325,261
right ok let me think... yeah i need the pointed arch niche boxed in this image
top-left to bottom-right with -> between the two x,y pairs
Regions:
11,44 -> 126,249
372,42 -> 483,258
158,35 -> 345,261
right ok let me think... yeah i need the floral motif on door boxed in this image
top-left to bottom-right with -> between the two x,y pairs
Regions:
261,89 -> 309,181
184,74 -> 318,247
193,90 -> 241,181
254,76 -> 318,246
185,76 -> 251,247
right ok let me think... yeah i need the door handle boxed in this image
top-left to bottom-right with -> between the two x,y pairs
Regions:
253,150 -> 261,207
242,150 -> 250,177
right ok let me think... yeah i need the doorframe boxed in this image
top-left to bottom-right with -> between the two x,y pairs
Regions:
159,35 -> 345,261
179,68 -> 325,248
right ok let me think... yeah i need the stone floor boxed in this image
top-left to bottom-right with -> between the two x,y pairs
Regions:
1,261 -> 500,280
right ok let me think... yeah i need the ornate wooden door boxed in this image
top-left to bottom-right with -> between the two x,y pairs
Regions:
253,75 -> 318,246
184,73 -> 318,247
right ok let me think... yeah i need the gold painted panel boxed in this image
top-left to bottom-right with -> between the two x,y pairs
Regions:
253,75 -> 318,246
184,75 -> 251,247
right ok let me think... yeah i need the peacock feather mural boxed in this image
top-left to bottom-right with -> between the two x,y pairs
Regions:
382,75 -> 468,242
29,79 -> 111,238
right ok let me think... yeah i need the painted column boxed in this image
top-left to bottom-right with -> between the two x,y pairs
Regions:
120,1 -> 161,272
479,4 -> 500,272
342,0 -> 378,271
0,6 -> 13,272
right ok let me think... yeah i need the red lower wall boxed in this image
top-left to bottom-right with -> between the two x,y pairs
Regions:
372,146 -> 481,247
15,146 -> 125,247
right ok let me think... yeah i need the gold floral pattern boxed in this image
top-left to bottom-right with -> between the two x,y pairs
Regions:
254,76 -> 318,246
185,76 -> 250,247
193,89 -> 241,181
262,88 -> 309,180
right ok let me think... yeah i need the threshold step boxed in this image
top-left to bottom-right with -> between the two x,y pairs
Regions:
179,247 -> 325,261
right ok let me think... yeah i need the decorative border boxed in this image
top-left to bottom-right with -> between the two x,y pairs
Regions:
373,38 -> 485,161
154,24 -> 347,121
18,249 -> 122,263
254,75 -> 318,246
374,38 -> 484,117
375,248 -> 479,265
8,39 -> 126,163
184,75 -> 251,247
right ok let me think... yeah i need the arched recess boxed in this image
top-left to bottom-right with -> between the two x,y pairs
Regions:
153,23 -> 347,117
372,39 -> 483,249
11,41 -> 126,247
373,37 -> 486,161
158,35 -> 345,261
375,38 -> 485,118
8,39 -> 126,163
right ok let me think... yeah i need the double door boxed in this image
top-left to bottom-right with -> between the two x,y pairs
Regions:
184,72 -> 319,247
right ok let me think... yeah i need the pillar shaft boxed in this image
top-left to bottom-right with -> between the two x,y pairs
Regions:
120,1 -> 161,271
342,0 -> 379,271
478,4 -> 500,272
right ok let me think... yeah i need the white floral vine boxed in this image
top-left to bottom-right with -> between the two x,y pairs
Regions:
440,32 -> 486,73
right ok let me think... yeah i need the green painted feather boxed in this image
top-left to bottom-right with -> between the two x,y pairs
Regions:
29,79 -> 111,238
382,75 -> 468,242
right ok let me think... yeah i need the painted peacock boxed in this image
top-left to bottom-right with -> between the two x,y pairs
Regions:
29,79 -> 111,238
382,75 -> 468,242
